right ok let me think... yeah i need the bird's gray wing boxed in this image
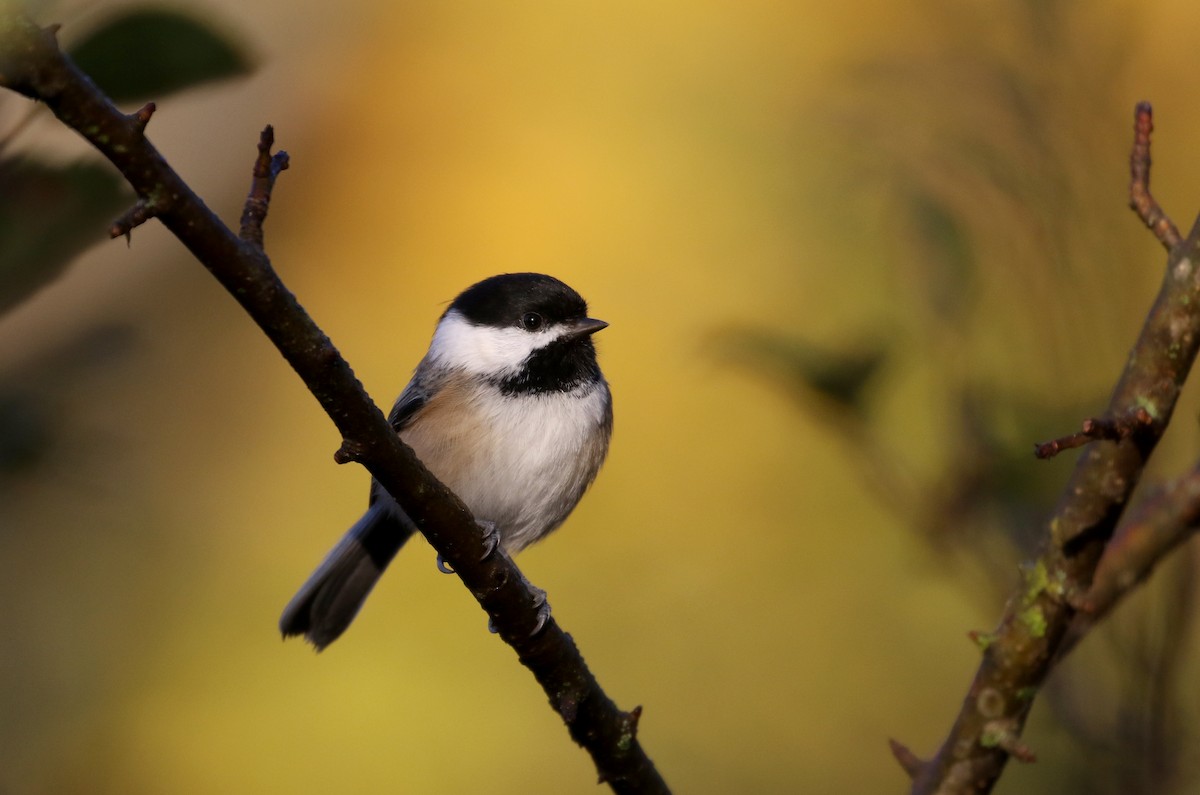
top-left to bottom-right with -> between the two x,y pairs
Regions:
369,361 -> 446,507
386,360 -> 442,433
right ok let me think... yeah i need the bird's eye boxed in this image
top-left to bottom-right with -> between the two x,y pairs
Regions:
521,312 -> 544,331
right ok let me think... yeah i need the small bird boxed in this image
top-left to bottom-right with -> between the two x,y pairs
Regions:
280,273 -> 613,650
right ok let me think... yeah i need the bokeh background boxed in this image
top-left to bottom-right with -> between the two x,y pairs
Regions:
4,0 -> 1200,792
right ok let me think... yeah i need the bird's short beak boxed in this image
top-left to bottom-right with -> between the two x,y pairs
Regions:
566,317 -> 609,339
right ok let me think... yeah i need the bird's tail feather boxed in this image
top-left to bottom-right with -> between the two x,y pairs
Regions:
279,504 -> 415,650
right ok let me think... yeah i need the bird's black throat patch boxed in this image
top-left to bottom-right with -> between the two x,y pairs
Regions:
496,336 -> 603,395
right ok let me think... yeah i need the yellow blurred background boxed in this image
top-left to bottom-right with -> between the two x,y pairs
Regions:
4,1 -> 1200,793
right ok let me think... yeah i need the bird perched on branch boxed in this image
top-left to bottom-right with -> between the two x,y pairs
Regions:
280,273 -> 613,650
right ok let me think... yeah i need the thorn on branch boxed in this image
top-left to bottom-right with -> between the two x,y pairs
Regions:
1129,101 -> 1182,251
109,199 -> 158,243
128,102 -> 156,133
980,720 -> 1037,763
888,738 -> 925,779
625,704 -> 643,735
334,439 -> 366,465
595,706 -> 643,784
239,125 -> 289,248
1033,407 -> 1153,459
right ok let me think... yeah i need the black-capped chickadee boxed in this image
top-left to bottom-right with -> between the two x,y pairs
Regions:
280,273 -> 613,650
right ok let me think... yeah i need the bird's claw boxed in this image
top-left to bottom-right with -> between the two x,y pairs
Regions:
485,577 -> 552,637
530,587 -> 551,636
437,520 -> 498,572
523,575 -> 551,636
477,519 -> 501,561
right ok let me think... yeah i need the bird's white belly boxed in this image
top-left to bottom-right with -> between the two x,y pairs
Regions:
400,379 -> 609,551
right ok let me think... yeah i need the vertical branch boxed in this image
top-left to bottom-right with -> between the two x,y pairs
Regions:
894,103 -> 1200,794
1129,101 -> 1182,251
239,125 -> 289,247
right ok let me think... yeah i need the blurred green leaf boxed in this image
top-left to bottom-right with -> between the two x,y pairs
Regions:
0,389 -> 50,476
0,323 -> 135,484
716,328 -> 888,415
68,8 -> 253,103
904,188 -> 976,324
0,157 -> 130,315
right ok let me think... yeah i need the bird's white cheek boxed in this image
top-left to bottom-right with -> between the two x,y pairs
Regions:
429,310 -> 549,375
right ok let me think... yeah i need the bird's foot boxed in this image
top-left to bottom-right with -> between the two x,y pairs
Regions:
528,581 -> 551,636
485,571 -> 552,636
436,521 -> 499,572
477,519 -> 501,561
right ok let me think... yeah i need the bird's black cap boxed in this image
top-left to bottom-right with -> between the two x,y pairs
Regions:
450,273 -> 590,329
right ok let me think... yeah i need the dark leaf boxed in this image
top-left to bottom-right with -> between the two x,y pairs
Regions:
0,390 -> 50,475
904,188 -> 975,324
68,8 -> 252,103
0,323 -> 137,487
0,157 -> 130,315
716,328 -> 888,415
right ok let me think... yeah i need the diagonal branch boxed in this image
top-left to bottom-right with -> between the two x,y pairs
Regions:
893,103 -> 1200,794
1033,407 -> 1153,460
0,13 -> 668,794
1062,461 -> 1200,655
1129,101 -> 1182,251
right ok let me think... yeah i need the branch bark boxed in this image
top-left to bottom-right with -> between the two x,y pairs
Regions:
1063,460 -> 1200,655
0,14 -> 668,794
893,102 -> 1200,794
